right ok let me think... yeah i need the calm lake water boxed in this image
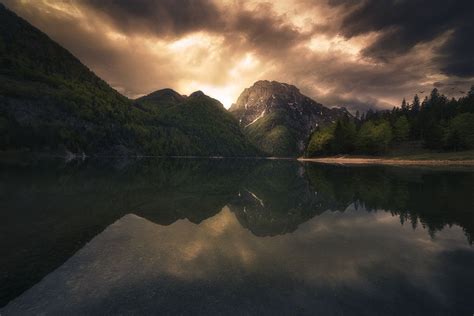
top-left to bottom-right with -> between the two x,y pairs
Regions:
1,158 -> 473,315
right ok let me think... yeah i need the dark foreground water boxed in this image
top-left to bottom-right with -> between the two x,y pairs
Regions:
1,158 -> 473,315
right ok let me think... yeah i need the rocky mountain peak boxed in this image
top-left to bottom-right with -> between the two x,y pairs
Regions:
229,80 -> 350,156
230,80 -> 305,113
252,80 -> 300,94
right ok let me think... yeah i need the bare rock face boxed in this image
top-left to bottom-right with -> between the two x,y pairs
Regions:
229,80 -> 349,156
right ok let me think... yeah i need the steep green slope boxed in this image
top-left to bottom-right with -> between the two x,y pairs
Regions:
0,3 -> 139,154
0,4 -> 257,156
243,110 -> 303,157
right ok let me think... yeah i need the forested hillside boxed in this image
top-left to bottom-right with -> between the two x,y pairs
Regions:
0,4 -> 257,157
306,88 -> 474,156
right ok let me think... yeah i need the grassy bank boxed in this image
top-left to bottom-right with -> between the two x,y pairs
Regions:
299,150 -> 474,166
385,150 -> 474,161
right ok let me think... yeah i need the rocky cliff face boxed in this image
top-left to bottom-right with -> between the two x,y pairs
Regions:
229,80 -> 349,156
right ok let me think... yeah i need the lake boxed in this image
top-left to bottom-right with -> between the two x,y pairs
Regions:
1,158 -> 473,315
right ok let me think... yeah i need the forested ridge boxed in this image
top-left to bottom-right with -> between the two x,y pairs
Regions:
306,88 -> 474,156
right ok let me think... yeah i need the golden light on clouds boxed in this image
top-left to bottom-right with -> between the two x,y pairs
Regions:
306,34 -> 364,58
3,0 -> 473,112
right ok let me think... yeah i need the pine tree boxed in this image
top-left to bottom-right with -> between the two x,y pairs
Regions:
401,98 -> 409,114
411,95 -> 420,114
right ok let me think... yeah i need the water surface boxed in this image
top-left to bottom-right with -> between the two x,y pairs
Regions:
1,158 -> 473,315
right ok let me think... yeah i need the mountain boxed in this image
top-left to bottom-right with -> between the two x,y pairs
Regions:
135,88 -> 187,107
229,80 -> 350,156
0,3 -> 137,155
134,90 -> 258,156
228,161 -> 326,237
0,4 -> 256,157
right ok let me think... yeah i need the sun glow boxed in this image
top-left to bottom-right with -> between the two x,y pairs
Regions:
181,82 -> 238,109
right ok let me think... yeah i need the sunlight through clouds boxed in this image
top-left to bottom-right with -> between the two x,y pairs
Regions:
3,0 -> 473,112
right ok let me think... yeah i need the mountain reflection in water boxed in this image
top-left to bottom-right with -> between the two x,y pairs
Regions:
1,158 -> 473,315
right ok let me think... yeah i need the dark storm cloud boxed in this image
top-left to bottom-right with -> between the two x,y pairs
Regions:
81,0 -> 224,37
81,0 -> 307,54
332,0 -> 474,77
2,0 -> 473,111
282,51 -> 427,113
438,24 -> 474,77
229,5 -> 306,53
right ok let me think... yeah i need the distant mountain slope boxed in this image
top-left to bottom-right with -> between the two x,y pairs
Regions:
230,80 -> 350,156
136,88 -> 187,107
0,4 -> 256,157
134,90 -> 258,156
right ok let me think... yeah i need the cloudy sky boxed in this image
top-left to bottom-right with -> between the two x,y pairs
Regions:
2,0 -> 473,111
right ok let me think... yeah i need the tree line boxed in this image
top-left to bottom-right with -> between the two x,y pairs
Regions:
306,86 -> 474,156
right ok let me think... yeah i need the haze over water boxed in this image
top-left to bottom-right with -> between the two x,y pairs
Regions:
1,158 -> 473,315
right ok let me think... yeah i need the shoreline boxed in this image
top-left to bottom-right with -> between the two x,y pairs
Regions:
2,150 -> 474,167
298,157 -> 474,166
